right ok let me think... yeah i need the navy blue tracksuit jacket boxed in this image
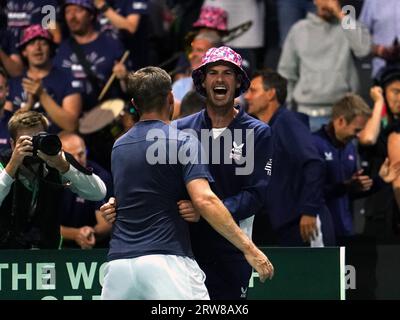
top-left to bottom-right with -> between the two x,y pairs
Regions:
264,107 -> 334,246
174,106 -> 273,299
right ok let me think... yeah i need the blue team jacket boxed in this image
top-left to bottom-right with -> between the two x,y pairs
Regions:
265,107 -> 326,231
312,125 -> 357,237
174,106 -> 273,261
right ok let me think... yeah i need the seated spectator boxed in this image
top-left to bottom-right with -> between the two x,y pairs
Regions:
173,5 -> 228,80
94,0 -> 151,70
54,0 -> 128,170
58,131 -> 112,249
5,25 -> 82,133
0,68 -> 12,150
0,28 -> 23,77
0,110 -> 106,249
172,31 -> 222,118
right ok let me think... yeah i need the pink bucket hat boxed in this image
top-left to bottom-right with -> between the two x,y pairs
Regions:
17,24 -> 54,49
192,46 -> 250,98
192,6 -> 228,33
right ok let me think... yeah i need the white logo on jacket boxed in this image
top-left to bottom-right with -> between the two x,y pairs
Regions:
324,152 -> 333,161
230,141 -> 244,161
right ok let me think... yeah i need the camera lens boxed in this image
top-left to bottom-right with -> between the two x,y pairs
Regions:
39,134 -> 62,156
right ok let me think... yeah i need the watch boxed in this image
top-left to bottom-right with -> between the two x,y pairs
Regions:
99,3 -> 110,13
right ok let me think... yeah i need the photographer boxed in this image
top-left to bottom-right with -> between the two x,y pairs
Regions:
0,110 -> 107,249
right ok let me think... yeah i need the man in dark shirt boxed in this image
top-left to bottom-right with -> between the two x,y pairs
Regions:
0,68 -> 12,151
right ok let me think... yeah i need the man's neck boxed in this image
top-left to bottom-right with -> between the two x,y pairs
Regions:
206,104 -> 238,128
325,122 -> 346,148
73,29 -> 98,45
27,63 -> 51,80
139,110 -> 170,124
258,101 -> 280,124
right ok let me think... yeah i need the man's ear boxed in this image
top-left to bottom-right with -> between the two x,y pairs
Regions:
266,88 -> 277,101
10,138 -> 15,150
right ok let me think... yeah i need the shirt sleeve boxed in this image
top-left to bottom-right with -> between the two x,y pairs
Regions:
180,134 -> 214,185
0,166 -> 14,206
61,161 -> 107,201
281,115 -> 325,216
222,125 -> 273,221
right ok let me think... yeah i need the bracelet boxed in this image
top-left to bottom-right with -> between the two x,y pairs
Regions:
98,3 -> 110,14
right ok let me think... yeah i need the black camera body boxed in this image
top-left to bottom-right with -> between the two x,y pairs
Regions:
31,132 -> 62,156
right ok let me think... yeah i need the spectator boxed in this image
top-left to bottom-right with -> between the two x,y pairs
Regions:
0,110 -> 106,249
278,0 -> 371,131
172,31 -> 222,117
360,0 -> 400,78
5,25 -> 82,133
0,68 -> 12,151
358,65 -> 400,243
54,0 -> 128,170
245,68 -> 335,246
58,131 -> 112,249
312,94 -> 400,244
276,0 -> 315,47
94,0 -> 151,70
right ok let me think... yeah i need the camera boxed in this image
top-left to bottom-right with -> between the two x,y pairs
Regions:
31,132 -> 62,156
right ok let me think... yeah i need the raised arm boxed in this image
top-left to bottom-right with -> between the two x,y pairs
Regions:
186,178 -> 274,282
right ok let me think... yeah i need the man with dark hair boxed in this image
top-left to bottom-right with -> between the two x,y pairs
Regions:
5,24 -> 82,133
174,47 -> 274,300
0,68 -> 12,150
245,68 -> 335,246
100,66 -> 273,300
0,110 -> 107,249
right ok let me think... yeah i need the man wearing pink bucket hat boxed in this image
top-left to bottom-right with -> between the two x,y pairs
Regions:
175,46 -> 275,299
4,24 -> 82,133
192,5 -> 229,35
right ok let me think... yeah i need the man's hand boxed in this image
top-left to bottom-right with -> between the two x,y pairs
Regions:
379,158 -> 400,183
324,0 -> 344,20
76,226 -> 96,249
113,61 -> 128,80
100,197 -> 117,223
37,150 -> 69,173
177,200 -> 200,222
299,214 -> 317,242
93,0 -> 106,9
6,135 -> 33,177
244,246 -> 274,282
370,86 -> 384,104
10,135 -> 33,167
345,169 -> 373,192
22,78 -> 44,98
